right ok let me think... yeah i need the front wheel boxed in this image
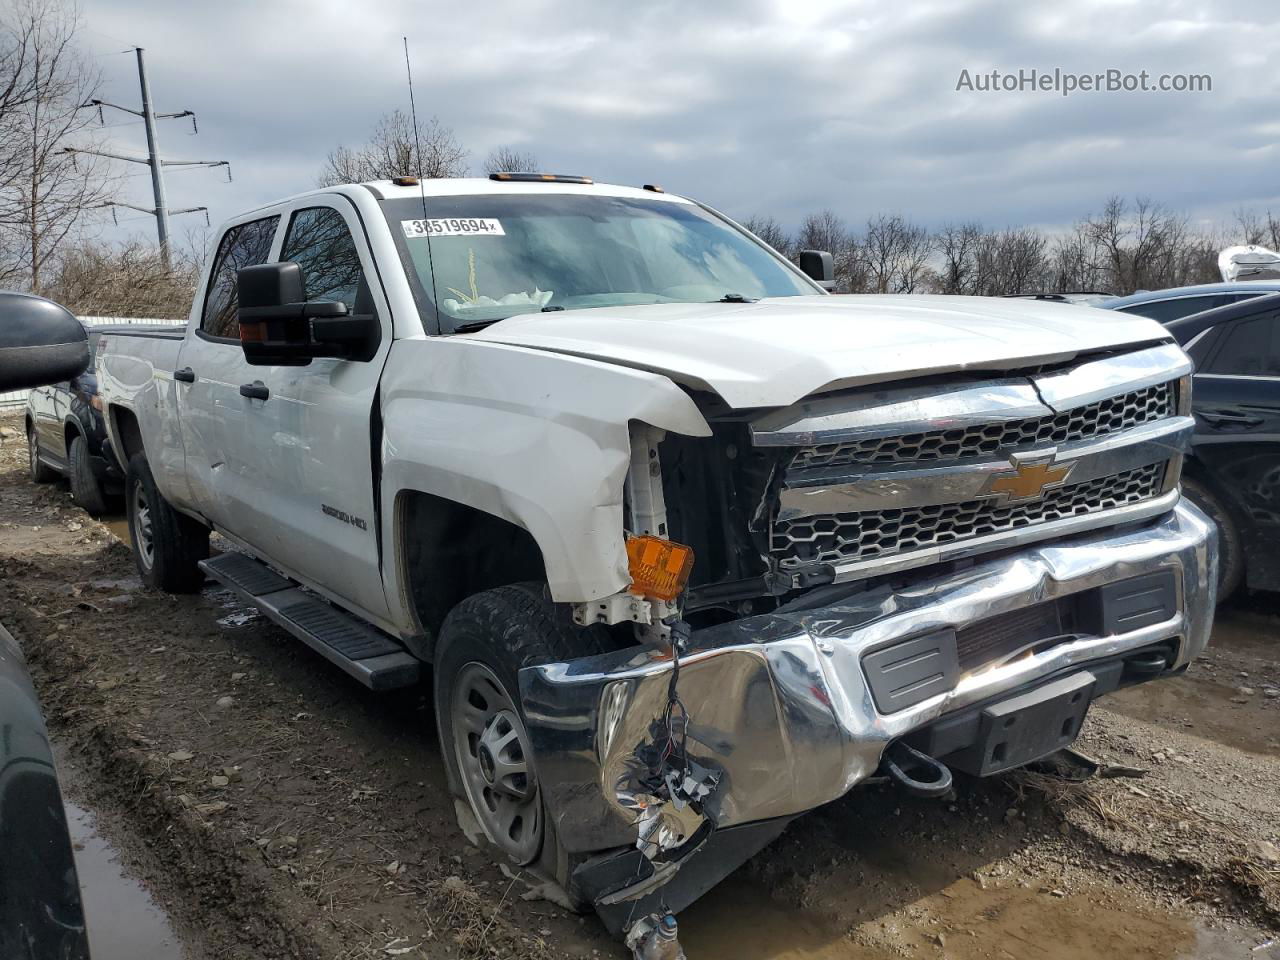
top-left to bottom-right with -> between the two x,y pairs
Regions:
68,435 -> 108,517
125,453 -> 209,593
434,584 -> 612,907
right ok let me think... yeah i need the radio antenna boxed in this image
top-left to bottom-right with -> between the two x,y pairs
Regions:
403,36 -> 430,219
402,36 -> 439,314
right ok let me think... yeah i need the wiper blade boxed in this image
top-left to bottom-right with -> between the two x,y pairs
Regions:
453,318 -> 503,333
713,293 -> 755,303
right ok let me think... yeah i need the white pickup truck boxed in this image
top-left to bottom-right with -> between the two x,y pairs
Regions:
98,174 -> 1216,940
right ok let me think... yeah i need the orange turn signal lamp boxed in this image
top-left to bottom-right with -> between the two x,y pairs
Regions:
626,535 -> 694,602
489,172 -> 594,185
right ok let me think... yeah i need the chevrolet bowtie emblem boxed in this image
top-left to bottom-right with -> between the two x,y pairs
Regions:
985,453 -> 1075,502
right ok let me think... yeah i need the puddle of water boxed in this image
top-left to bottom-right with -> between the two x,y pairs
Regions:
65,802 -> 183,960
680,870 -> 1268,960
102,516 -> 129,544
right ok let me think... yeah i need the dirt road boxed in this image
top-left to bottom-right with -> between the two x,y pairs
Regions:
2,415 -> 1278,959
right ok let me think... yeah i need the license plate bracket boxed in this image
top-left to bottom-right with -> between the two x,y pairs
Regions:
947,671 -> 1096,776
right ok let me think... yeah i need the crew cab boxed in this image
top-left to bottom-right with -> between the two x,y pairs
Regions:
97,175 -> 1216,941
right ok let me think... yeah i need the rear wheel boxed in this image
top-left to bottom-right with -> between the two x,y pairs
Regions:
68,435 -> 108,517
125,453 -> 209,593
26,423 -> 57,483
434,584 -> 612,907
1182,476 -> 1244,601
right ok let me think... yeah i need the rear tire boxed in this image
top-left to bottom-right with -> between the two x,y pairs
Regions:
1182,476 -> 1244,601
434,583 -> 613,909
27,423 -> 57,484
125,453 -> 209,593
68,435 -> 108,517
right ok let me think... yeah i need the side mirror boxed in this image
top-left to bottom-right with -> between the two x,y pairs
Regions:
799,250 -> 836,292
0,292 -> 89,391
236,262 -> 379,366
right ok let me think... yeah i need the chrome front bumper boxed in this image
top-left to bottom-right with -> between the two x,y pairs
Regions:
520,500 -> 1216,856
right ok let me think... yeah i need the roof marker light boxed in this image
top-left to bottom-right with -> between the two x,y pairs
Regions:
488,172 -> 593,184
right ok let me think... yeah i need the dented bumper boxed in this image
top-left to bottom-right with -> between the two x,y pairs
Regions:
519,500 -> 1216,858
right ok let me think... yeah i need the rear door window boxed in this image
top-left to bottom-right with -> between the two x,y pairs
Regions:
280,206 -> 365,311
200,216 -> 280,339
1205,313 -> 1280,376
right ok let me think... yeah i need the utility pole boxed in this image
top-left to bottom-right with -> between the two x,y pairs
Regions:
62,47 -> 231,270
136,47 -> 171,266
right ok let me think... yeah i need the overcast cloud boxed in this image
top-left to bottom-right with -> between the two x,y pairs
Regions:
77,0 -> 1280,249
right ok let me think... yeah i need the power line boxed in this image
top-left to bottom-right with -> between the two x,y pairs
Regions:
61,47 -> 229,269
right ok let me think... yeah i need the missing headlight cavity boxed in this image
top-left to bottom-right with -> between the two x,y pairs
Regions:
660,420 -> 786,616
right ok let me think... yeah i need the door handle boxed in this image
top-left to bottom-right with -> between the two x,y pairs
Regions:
173,367 -> 196,383
1200,409 -> 1262,427
239,381 -> 269,401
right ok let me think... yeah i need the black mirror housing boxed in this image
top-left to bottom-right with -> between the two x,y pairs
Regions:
0,292 -> 89,392
799,250 -> 837,292
236,262 -> 379,365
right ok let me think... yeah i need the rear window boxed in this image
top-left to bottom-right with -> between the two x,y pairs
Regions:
200,216 -> 280,339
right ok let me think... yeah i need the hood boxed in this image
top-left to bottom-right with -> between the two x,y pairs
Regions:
468,295 -> 1172,409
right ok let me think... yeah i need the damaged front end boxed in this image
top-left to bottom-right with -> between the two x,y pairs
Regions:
528,344 -> 1212,933
519,500 -> 1215,932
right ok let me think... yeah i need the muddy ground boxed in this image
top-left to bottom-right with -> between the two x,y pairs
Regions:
2,413 -> 1279,959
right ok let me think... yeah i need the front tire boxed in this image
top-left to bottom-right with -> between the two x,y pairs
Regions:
27,423 -> 57,484
1182,476 -> 1244,601
434,584 -> 611,907
68,435 -> 108,517
125,453 -> 209,593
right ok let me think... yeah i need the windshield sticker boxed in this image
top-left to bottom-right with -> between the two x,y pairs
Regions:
401,218 -> 505,238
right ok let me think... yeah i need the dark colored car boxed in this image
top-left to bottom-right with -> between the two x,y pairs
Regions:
1099,281 -> 1280,324
1164,293 -> 1280,597
25,325 -> 171,515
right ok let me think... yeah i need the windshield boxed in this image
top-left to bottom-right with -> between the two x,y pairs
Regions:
380,193 -> 817,331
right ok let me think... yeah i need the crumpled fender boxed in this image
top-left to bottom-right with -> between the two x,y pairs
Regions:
378,336 -> 710,617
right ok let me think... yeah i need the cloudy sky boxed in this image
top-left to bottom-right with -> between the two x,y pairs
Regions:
77,0 -> 1280,249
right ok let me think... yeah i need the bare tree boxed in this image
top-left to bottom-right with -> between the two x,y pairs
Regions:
934,221 -> 983,294
860,214 -> 932,293
795,210 -> 867,290
482,145 -> 539,175
0,0 -> 112,293
741,214 -> 791,257
45,236 -> 200,317
317,110 -> 468,186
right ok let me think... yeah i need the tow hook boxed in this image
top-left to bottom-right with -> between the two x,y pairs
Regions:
1123,650 -> 1169,678
880,741 -> 954,798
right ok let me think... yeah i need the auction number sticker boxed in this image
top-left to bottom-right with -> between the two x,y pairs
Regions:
400,218 -> 505,238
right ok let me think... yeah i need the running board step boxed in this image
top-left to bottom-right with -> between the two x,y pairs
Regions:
200,554 -> 420,691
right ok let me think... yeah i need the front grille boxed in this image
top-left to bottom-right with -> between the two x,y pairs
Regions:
772,462 -> 1165,568
791,380 -> 1175,470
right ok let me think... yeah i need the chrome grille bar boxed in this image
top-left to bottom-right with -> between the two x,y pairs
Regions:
773,463 -> 1167,568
